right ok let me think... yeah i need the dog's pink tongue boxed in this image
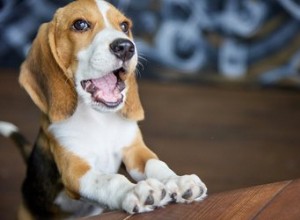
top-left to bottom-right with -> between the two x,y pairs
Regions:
92,73 -> 120,102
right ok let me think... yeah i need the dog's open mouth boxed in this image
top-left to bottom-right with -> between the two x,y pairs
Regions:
81,68 -> 126,108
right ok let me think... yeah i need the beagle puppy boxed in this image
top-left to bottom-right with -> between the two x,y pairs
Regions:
4,0 -> 207,218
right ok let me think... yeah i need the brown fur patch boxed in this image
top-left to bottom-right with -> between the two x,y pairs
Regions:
19,0 -> 107,122
19,22 -> 77,122
52,0 -> 105,69
123,129 -> 158,173
39,116 -> 90,200
49,139 -> 91,199
107,6 -> 133,38
121,74 -> 145,121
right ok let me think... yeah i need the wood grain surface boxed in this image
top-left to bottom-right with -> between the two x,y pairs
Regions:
90,180 -> 300,220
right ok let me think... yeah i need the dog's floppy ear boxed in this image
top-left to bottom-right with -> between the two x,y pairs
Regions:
19,20 -> 77,122
121,73 -> 144,121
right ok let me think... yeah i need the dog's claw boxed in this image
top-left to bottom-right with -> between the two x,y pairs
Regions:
182,189 -> 193,200
161,189 -> 167,200
170,192 -> 177,202
144,194 -> 154,206
132,205 -> 139,213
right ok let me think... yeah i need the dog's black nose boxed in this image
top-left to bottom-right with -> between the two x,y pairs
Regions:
110,38 -> 135,61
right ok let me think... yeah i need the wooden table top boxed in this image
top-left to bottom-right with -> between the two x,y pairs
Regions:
88,179 -> 300,220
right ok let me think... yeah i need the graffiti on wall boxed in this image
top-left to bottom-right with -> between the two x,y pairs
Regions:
112,0 -> 300,86
1,0 -> 300,86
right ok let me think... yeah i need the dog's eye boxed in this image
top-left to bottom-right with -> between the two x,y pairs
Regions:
120,21 -> 129,34
72,19 -> 90,32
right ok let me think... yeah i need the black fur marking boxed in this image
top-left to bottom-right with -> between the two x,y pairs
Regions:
22,129 -> 63,218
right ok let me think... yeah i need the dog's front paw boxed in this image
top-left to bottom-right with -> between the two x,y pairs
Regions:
163,174 -> 207,203
122,179 -> 170,214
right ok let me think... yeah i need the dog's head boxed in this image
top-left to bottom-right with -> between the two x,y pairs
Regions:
19,0 -> 144,122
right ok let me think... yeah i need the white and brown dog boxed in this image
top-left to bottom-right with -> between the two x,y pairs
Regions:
0,0 -> 207,218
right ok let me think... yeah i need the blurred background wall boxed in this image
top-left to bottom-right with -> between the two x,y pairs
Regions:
1,0 -> 300,88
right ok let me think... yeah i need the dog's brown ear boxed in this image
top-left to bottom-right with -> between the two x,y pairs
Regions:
19,21 -> 77,122
121,73 -> 144,121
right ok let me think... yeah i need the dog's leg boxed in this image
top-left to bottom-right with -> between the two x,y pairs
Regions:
144,159 -> 207,203
80,171 -> 168,214
53,144 -> 168,214
123,129 -> 207,210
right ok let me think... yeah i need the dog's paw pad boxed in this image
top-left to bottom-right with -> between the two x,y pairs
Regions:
122,179 -> 169,214
163,174 -> 207,203
182,189 -> 193,200
144,193 -> 154,206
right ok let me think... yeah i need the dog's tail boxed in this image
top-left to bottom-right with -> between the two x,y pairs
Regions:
0,121 -> 31,163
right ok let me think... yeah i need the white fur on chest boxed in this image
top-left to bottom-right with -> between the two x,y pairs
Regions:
49,101 -> 138,173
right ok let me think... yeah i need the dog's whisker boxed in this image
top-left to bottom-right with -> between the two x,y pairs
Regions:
138,54 -> 147,61
135,68 -> 142,78
137,59 -> 145,67
138,54 -> 148,63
